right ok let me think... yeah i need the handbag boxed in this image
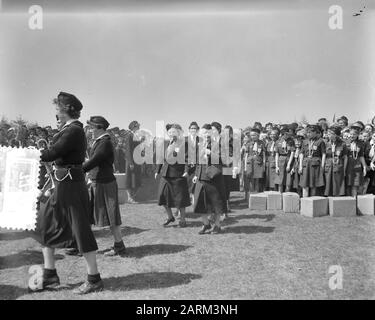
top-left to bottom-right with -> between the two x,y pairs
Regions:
206,165 -> 221,179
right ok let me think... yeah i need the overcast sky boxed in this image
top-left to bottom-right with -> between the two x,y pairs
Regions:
0,0 -> 374,133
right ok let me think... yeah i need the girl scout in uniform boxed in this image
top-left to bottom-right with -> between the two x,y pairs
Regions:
299,124 -> 326,197
346,126 -> 367,197
286,136 -> 303,194
265,128 -> 279,191
30,92 -> 103,294
244,128 -> 266,194
275,129 -> 295,193
324,126 -> 347,197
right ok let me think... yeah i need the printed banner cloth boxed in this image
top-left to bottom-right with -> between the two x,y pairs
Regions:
0,147 -> 41,230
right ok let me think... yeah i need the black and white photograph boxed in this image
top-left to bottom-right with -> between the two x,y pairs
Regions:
0,0 -> 375,305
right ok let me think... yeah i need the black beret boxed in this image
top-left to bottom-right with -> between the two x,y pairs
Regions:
201,123 -> 212,130
211,121 -> 222,133
128,120 -> 140,130
327,125 -> 341,136
57,92 -> 83,111
350,125 -> 361,133
318,118 -> 327,122
307,124 -> 320,132
166,123 -> 182,131
189,121 -> 199,129
87,116 -> 110,130
250,128 -> 260,134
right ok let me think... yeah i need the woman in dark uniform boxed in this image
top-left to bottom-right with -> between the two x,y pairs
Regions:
346,125 -> 367,197
299,125 -> 326,197
264,128 -> 279,191
324,126 -> 347,197
30,92 -> 103,294
244,128 -> 266,194
156,124 -> 190,227
364,131 -> 375,194
275,129 -> 295,193
84,116 -> 126,257
192,124 -> 226,234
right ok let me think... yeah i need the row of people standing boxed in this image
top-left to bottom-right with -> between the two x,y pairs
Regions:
241,123 -> 373,199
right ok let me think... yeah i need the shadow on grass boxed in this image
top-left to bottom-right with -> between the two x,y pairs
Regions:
224,225 -> 275,234
0,250 -> 64,270
0,284 -> 28,300
0,231 -> 31,241
104,272 -> 202,291
93,226 -> 149,239
125,244 -> 192,258
235,214 -> 275,222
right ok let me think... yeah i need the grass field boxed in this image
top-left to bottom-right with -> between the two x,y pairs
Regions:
1,188 -> 375,300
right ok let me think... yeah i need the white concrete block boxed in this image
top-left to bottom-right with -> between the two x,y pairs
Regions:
114,173 -> 126,190
328,197 -> 357,217
283,192 -> 300,213
266,191 -> 282,210
357,195 -> 375,216
300,197 -> 329,218
249,193 -> 267,210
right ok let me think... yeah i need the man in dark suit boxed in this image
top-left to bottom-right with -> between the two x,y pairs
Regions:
124,120 -> 143,203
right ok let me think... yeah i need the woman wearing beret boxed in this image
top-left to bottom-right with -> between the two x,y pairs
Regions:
265,128 -> 279,191
156,124 -> 190,227
299,125 -> 326,197
244,128 -> 266,195
286,136 -> 303,195
30,92 -> 103,294
275,129 -> 295,193
192,123 -> 226,234
324,126 -> 347,197
84,116 -> 126,257
346,126 -> 367,197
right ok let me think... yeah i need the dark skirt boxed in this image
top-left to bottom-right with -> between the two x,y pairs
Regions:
158,177 -> 191,209
89,180 -> 122,227
299,157 -> 325,188
265,156 -> 277,189
346,156 -> 364,187
187,173 -> 196,194
245,156 -> 264,179
125,163 -> 142,190
274,155 -> 288,186
31,177 -> 98,254
286,161 -> 300,190
193,175 -> 226,214
324,158 -> 345,196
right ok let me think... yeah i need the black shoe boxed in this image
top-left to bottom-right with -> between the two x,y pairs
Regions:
163,217 -> 175,226
65,248 -> 82,257
198,224 -> 211,235
104,245 -> 127,257
28,275 -> 60,293
210,225 -> 222,234
73,280 -> 104,295
178,221 -> 187,228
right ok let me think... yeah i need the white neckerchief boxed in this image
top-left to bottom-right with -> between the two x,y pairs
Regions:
253,141 -> 258,152
331,141 -> 336,154
92,132 -> 110,147
270,141 -> 275,152
370,139 -> 375,158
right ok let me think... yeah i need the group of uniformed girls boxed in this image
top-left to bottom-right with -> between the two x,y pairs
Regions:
241,124 -> 374,199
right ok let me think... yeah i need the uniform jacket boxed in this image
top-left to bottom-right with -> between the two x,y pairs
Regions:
83,133 -> 115,183
41,120 -> 86,165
